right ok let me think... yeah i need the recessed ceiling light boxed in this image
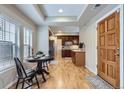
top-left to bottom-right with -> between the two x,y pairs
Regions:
92,4 -> 101,10
94,4 -> 101,9
58,9 -> 63,13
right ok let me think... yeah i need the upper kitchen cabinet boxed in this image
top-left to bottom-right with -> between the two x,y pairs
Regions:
57,35 -> 79,46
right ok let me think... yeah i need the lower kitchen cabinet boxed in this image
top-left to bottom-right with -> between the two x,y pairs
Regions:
71,50 -> 85,67
62,50 -> 71,57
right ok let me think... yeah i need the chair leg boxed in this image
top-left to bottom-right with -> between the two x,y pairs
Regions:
16,79 -> 20,89
42,62 -> 45,69
35,75 -> 40,88
46,62 -> 49,71
22,79 -> 25,89
48,60 -> 50,64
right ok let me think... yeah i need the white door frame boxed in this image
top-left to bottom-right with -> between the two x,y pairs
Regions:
120,4 -> 124,88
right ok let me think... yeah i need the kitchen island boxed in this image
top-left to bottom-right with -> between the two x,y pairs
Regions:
71,49 -> 85,67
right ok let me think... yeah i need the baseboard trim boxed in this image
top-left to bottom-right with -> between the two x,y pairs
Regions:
85,65 -> 97,75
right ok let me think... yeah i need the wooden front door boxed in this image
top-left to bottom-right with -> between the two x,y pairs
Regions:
97,11 -> 120,88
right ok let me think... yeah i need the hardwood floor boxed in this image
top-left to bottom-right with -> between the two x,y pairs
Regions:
11,56 -> 94,89
34,57 -> 94,89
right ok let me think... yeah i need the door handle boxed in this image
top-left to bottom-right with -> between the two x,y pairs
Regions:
115,53 -> 119,56
115,48 -> 120,56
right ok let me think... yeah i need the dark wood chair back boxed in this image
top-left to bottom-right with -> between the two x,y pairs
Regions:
14,57 -> 27,78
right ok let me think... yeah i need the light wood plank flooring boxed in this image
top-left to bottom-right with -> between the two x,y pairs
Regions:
11,57 -> 94,89
35,57 -> 94,89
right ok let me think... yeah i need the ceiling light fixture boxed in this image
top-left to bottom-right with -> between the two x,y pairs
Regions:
58,9 -> 63,13
92,4 -> 101,10
94,4 -> 101,9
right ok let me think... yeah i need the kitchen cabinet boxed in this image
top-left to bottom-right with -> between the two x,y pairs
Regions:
62,50 -> 71,57
57,35 -> 79,58
57,35 -> 79,45
71,50 -> 85,67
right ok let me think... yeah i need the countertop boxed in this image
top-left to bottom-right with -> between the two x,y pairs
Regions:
62,45 -> 85,52
71,49 -> 85,52
62,45 -> 79,50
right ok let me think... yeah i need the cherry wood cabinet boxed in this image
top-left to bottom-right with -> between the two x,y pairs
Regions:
71,50 -> 85,67
62,50 -> 71,57
57,35 -> 79,45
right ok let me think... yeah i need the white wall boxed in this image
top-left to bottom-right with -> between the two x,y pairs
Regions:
79,24 -> 97,74
79,5 -> 124,88
0,5 -> 37,88
37,26 -> 49,55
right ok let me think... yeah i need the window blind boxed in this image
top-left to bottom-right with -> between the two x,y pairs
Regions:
0,15 -> 19,70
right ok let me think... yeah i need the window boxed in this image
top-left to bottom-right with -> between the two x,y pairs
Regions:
24,28 -> 32,58
0,15 -> 19,70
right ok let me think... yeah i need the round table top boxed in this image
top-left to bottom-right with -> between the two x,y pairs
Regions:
26,56 -> 54,63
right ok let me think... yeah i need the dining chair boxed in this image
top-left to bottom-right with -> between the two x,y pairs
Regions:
14,57 -> 40,89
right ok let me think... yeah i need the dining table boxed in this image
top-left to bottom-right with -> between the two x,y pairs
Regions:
26,55 -> 54,82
